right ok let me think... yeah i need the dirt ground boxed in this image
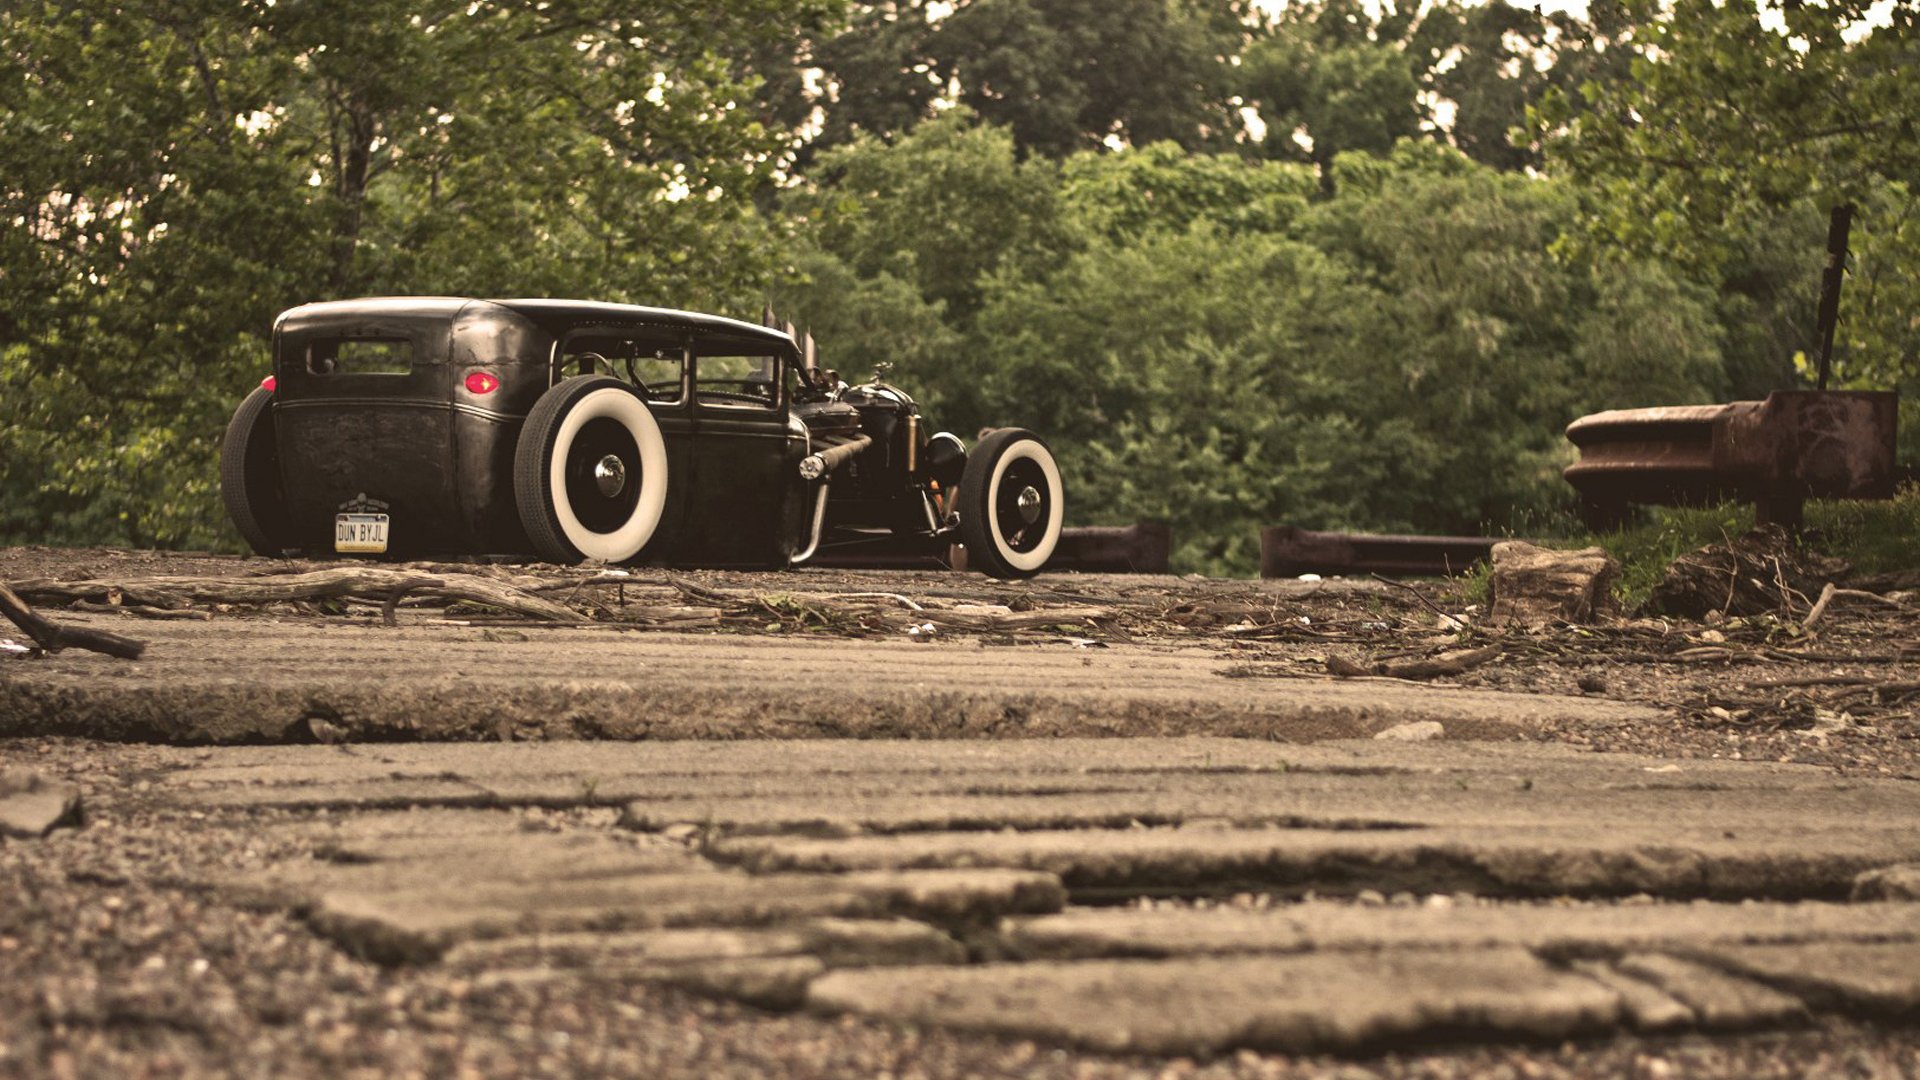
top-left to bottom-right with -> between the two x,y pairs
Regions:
4,546 -> 1920,1079
4,545 -> 1917,773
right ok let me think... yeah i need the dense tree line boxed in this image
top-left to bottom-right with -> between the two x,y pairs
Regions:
2,0 -> 1913,572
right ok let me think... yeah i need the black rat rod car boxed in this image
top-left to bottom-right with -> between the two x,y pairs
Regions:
219,297 -> 1065,577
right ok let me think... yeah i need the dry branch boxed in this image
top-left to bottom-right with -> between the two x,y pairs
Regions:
0,583 -> 146,659
6,567 -> 582,623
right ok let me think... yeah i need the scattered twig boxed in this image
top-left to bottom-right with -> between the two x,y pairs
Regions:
1748,674 -> 1877,690
1800,582 -> 1840,631
65,601 -> 211,621
1368,573 -> 1468,631
1328,644 -> 1502,681
820,591 -> 925,612
666,577 -> 741,607
0,583 -> 146,659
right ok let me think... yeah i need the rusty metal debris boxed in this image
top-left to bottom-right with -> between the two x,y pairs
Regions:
808,524 -> 1171,574
1259,526 -> 1497,579
1563,390 -> 1898,530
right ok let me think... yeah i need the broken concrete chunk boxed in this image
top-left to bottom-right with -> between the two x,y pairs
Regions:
306,867 -> 1061,965
1570,960 -> 1695,1032
808,947 -> 1620,1056
1698,940 -> 1920,1013
1488,542 -> 1618,627
1374,721 -> 1445,742
0,767 -> 80,838
645,955 -> 827,1011
841,869 -> 1066,922
1852,863 -> 1920,901
440,918 -> 964,973
1612,953 -> 1806,1029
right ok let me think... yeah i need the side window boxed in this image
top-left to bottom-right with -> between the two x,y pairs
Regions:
694,351 -> 780,409
309,338 -> 413,376
559,332 -> 684,403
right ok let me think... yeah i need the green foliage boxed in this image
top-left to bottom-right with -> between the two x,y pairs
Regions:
1537,0 -> 1920,391
1058,141 -> 1318,244
784,111 -> 1066,322
1805,487 -> 1920,579
789,133 -> 1728,574
811,0 -> 1248,157
8,0 -> 1914,577
1589,503 -> 1756,609
0,0 -> 834,549
1239,0 -> 1424,191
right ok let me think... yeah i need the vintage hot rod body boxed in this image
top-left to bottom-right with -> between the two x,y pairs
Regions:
221,297 -> 1064,577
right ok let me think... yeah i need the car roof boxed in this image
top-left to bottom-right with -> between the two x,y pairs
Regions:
276,297 -> 798,355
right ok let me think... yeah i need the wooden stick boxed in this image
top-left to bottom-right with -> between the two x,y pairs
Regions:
0,583 -> 146,659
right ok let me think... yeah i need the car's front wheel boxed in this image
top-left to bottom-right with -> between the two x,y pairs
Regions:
514,376 -> 669,563
957,428 -> 1064,578
219,386 -> 296,556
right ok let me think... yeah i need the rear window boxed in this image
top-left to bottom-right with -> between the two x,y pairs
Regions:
308,339 -> 414,376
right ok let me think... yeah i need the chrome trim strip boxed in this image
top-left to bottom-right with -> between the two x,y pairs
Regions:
273,398 -> 519,424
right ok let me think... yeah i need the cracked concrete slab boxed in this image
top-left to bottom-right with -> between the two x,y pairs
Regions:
0,617 -> 1659,743
23,734 -> 1920,1060
1002,900 -> 1920,960
713,823 -> 1920,901
807,947 -> 1624,1056
440,918 -> 965,973
307,868 -> 1063,964
1694,940 -> 1920,1014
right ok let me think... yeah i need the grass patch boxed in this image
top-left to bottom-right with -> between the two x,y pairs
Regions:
1464,487 -> 1920,611
1593,503 -> 1756,609
1805,486 -> 1920,576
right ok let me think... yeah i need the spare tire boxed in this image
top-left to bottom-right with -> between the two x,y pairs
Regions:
514,376 -> 669,563
220,386 -> 296,556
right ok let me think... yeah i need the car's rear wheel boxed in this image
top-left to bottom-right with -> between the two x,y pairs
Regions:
957,428 -> 1064,578
220,386 -> 296,556
514,376 -> 668,563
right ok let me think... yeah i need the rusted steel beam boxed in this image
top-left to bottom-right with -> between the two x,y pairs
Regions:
1045,523 -> 1171,574
807,524 -> 1172,574
1260,526 -> 1497,579
1564,390 -> 1897,529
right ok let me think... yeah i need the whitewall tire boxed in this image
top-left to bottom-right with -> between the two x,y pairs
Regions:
957,428 -> 1064,578
514,376 -> 668,563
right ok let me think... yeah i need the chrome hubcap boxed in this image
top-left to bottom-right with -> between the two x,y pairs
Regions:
593,454 -> 627,498
1016,485 -> 1043,525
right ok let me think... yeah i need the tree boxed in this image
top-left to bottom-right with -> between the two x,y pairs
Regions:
1537,0 -> 1920,393
812,0 -> 1248,158
783,110 -> 1066,323
1238,0 -> 1424,194
1057,139 -> 1318,244
0,0 -> 838,548
1412,0 -> 1636,172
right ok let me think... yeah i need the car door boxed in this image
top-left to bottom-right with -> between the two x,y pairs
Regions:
685,345 -> 795,566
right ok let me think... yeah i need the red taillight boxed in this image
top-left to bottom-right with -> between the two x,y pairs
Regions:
261,375 -> 276,393
465,371 -> 499,394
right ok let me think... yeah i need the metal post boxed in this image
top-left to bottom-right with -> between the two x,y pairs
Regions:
1814,203 -> 1853,391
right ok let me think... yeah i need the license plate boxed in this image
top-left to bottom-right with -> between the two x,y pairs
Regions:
335,513 -> 389,554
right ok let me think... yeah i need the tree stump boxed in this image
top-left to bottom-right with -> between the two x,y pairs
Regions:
1488,542 -> 1619,627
